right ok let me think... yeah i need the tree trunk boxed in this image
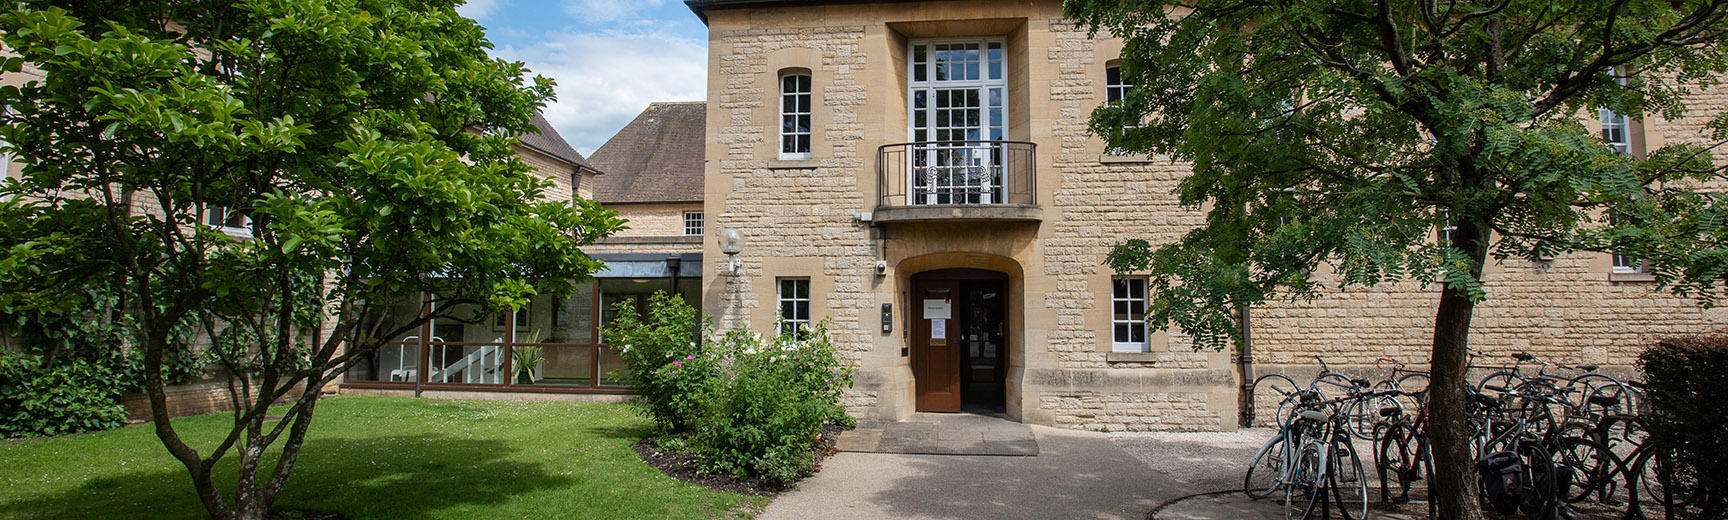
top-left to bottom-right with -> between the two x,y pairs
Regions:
1429,215 -> 1490,520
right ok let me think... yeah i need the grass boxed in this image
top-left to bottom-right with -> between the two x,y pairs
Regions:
0,395 -> 767,520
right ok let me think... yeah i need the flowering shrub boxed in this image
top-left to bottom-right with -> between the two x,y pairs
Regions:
607,291 -> 855,487
691,322 -> 855,486
606,292 -> 711,432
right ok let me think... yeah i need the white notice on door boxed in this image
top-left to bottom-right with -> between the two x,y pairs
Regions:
931,318 -> 946,339
922,299 -> 952,319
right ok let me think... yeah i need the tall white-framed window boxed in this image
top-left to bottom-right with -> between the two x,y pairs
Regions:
908,38 -> 1008,205
777,278 -> 811,339
204,204 -> 254,239
1105,61 -> 1132,106
1601,70 -> 1632,155
0,104 -> 11,195
1111,277 -> 1149,352
683,211 -> 703,236
1437,210 -> 1457,246
779,70 -> 812,159
1601,108 -> 1631,154
1104,60 -> 1138,148
1269,187 -> 1298,227
1607,209 -> 1645,274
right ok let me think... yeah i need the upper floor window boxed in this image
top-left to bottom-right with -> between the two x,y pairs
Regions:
1601,70 -> 1632,154
1607,208 -> 1645,274
204,204 -> 254,238
1105,62 -> 1131,105
1601,108 -> 1631,154
683,211 -> 703,236
780,71 -> 812,159
1437,210 -> 1457,246
1111,277 -> 1149,352
777,278 -> 811,340
1105,61 -> 1138,147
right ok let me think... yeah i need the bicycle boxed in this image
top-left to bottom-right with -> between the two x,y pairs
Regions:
1372,389 -> 1435,518
1283,393 -> 1373,520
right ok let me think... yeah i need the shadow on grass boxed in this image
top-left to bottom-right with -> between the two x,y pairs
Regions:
0,434 -> 577,520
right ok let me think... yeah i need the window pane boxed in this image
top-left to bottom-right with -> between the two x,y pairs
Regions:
988,44 -> 1002,80
1114,324 -> 1129,343
528,345 -> 594,386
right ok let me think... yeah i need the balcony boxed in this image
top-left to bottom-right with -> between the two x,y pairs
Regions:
875,140 -> 1040,223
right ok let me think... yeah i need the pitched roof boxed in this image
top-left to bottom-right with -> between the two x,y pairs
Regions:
521,112 -> 599,174
587,102 -> 706,204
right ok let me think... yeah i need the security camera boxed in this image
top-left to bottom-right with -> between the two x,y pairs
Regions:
875,261 -> 887,276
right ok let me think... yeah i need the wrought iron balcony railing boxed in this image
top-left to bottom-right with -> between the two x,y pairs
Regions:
877,140 -> 1036,210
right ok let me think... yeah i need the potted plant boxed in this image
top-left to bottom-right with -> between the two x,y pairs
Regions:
514,329 -> 545,384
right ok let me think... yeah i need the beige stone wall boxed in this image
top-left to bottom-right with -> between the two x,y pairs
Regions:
607,202 -> 704,238
700,0 -> 1728,432
515,146 -> 592,202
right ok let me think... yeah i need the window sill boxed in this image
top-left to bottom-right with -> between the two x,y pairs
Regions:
767,158 -> 817,170
1106,351 -> 1159,363
1609,271 -> 1656,283
1099,153 -> 1152,164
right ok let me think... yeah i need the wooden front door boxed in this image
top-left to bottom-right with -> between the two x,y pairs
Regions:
912,277 -> 962,412
912,269 -> 1010,413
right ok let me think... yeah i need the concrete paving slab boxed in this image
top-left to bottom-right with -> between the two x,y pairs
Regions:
758,425 -> 1174,520
841,412 -> 1038,456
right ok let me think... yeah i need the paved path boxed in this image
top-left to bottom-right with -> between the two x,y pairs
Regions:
841,413 -> 1039,456
760,425 -> 1178,520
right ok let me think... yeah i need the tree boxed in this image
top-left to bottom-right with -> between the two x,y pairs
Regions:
0,1 -> 623,518
1064,0 -> 1728,517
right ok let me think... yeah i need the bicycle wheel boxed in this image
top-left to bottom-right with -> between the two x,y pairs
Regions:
1395,372 -> 1430,414
1312,371 -> 1356,399
1373,422 -> 1401,503
1517,441 -> 1560,517
1557,435 -> 1613,504
1245,433 -> 1288,499
1342,391 -> 1386,441
1573,373 -> 1637,422
1284,439 -> 1323,520
1329,434 -> 1369,520
1251,373 -> 1301,427
1632,445 -> 1705,520
1476,370 -> 1522,401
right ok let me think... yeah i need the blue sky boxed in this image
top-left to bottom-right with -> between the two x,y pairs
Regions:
458,0 -> 709,155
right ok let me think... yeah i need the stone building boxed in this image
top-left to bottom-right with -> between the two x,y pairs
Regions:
683,0 -> 1728,431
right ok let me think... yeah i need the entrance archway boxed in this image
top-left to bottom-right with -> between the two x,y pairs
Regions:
909,268 -> 1010,413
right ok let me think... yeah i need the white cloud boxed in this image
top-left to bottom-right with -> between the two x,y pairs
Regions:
456,0 -> 505,21
564,0 -> 666,22
495,28 -> 706,155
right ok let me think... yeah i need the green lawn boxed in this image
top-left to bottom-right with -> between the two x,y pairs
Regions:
0,396 -> 766,520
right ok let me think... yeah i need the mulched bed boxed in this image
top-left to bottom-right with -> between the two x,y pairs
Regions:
632,423 -> 848,496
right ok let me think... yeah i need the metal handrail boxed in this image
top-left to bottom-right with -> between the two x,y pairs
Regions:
877,140 -> 1037,208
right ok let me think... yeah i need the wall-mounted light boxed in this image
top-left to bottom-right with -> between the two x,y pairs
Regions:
720,229 -> 744,275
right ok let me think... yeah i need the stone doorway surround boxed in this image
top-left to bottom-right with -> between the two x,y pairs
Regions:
836,412 -> 1038,456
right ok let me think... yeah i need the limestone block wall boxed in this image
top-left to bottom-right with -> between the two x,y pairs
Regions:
606,202 -> 704,238
700,16 -> 886,418
699,0 -> 1728,432
516,146 -> 590,202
